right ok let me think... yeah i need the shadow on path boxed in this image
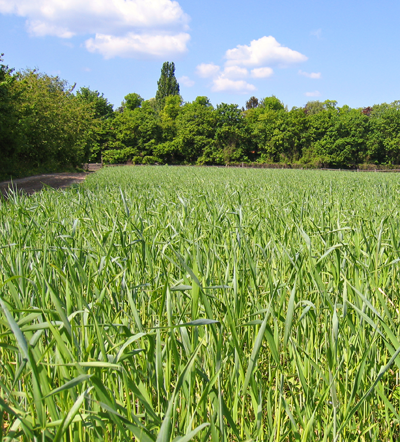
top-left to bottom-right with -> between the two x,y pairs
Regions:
0,172 -> 87,197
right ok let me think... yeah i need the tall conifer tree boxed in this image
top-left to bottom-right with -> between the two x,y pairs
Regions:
155,62 -> 180,110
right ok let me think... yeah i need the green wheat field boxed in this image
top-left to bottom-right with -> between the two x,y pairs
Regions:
1,166 -> 400,441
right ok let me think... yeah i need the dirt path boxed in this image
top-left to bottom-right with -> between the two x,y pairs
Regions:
0,172 -> 88,197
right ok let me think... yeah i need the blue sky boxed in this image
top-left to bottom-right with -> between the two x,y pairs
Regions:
1,0 -> 399,110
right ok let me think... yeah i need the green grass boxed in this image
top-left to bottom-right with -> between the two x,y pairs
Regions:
1,166 -> 400,441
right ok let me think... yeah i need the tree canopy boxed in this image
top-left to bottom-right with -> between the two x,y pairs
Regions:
76,87 -> 114,119
155,61 -> 180,110
121,93 -> 143,111
2,55 -> 400,179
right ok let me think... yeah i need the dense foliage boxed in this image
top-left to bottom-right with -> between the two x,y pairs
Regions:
155,61 -> 180,111
99,96 -> 400,168
0,55 -> 96,179
0,55 -> 19,175
2,54 -> 400,179
2,167 -> 400,441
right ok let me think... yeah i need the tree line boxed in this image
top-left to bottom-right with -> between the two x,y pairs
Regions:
1,56 -> 400,179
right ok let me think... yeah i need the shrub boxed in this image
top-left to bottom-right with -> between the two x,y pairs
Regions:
102,147 -> 138,164
142,155 -> 163,164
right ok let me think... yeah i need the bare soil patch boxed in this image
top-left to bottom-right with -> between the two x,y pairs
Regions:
0,172 -> 87,197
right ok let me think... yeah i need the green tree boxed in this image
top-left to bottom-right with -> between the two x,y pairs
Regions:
155,96 -> 216,164
246,96 -> 259,110
155,62 -> 180,110
121,93 -> 143,111
304,100 -> 325,115
0,54 -> 20,177
75,87 -> 114,162
214,103 -> 251,163
13,70 -> 95,169
76,87 -> 114,119
304,105 -> 369,167
260,96 -> 285,111
102,104 -> 162,163
367,102 -> 400,164
160,95 -> 182,142
251,107 -> 309,163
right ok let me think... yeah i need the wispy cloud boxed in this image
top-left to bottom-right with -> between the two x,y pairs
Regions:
178,75 -> 195,87
299,70 -> 321,79
61,41 -> 74,49
305,91 -> 321,97
0,0 -> 191,59
212,76 -> 256,93
310,28 -> 322,39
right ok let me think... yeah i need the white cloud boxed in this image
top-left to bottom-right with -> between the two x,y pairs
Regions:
85,32 -> 190,59
0,0 -> 191,58
196,36 -> 308,94
310,28 -> 322,39
195,63 -> 254,92
222,66 -> 248,79
251,67 -> 273,78
212,76 -> 256,93
0,0 -> 190,36
305,91 -> 321,97
196,63 -> 220,78
225,36 -> 307,67
179,75 -> 194,87
299,70 -> 321,79
27,20 -> 75,38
